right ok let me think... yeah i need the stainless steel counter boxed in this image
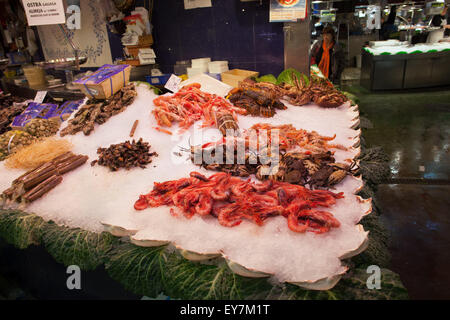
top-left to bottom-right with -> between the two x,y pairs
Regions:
360,49 -> 450,90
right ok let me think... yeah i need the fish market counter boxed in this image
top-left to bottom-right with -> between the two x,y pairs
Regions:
360,47 -> 450,91
0,78 -> 409,300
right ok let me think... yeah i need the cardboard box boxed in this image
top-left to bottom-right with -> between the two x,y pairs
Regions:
138,34 -> 153,46
125,45 -> 151,58
74,64 -> 132,99
120,59 -> 141,66
220,69 -> 259,88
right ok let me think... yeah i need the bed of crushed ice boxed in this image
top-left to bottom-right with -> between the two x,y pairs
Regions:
0,76 -> 370,286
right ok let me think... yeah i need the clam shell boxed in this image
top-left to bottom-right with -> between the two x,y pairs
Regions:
175,245 -> 221,261
225,258 -> 272,278
101,222 -> 137,237
130,237 -> 170,247
352,174 -> 364,194
350,118 -> 360,130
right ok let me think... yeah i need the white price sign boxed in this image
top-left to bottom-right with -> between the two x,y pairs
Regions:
34,91 -> 47,103
22,0 -> 66,26
164,74 -> 182,93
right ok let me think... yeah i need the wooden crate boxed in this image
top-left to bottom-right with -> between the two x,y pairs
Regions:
221,69 -> 259,88
125,45 -> 152,58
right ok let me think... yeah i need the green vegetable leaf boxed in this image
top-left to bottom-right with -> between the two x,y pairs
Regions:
105,243 -> 167,298
276,68 -> 305,86
41,221 -> 118,270
334,267 -> 409,300
256,74 -> 277,84
0,210 -> 46,249
163,253 -> 272,300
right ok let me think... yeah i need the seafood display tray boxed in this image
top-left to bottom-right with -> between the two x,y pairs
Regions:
0,81 -> 369,291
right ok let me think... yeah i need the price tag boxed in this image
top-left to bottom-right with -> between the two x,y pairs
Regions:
164,74 -> 182,93
22,0 -> 66,26
34,91 -> 47,103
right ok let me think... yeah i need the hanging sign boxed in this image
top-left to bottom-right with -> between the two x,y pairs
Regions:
184,0 -> 212,10
270,0 -> 307,22
21,0 -> 66,26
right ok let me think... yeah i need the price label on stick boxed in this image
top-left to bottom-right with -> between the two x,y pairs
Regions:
164,74 -> 182,93
34,91 -> 47,103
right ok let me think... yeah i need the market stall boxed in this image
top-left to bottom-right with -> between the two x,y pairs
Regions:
0,0 -> 413,300
0,64 -> 408,299
361,41 -> 450,90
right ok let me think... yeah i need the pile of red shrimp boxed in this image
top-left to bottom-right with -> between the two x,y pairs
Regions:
134,171 -> 343,234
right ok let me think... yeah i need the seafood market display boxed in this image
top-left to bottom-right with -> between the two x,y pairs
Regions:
1,152 -> 88,207
60,83 -> 136,136
0,76 -> 368,291
134,171 -> 343,234
152,83 -> 246,134
91,138 -> 158,171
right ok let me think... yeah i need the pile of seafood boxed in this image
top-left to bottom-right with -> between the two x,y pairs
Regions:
191,140 -> 356,189
227,83 -> 286,117
281,74 -> 348,108
152,83 -> 244,134
1,152 -> 88,207
134,171 -> 343,234
0,95 -> 29,134
256,152 -> 358,189
91,138 -> 158,171
60,83 -> 136,136
249,123 -> 347,153
0,118 -> 62,161
0,130 -> 36,161
235,76 -> 348,109
24,118 -> 61,138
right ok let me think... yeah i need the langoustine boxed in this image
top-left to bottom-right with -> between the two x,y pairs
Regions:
152,83 -> 246,134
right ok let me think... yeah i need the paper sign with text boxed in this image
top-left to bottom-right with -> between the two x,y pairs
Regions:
34,91 -> 47,103
22,0 -> 66,26
164,74 -> 182,92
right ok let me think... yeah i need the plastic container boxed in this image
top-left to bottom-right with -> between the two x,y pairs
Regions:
191,57 -> 211,67
187,67 -> 206,78
145,74 -> 171,85
208,61 -> 229,74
